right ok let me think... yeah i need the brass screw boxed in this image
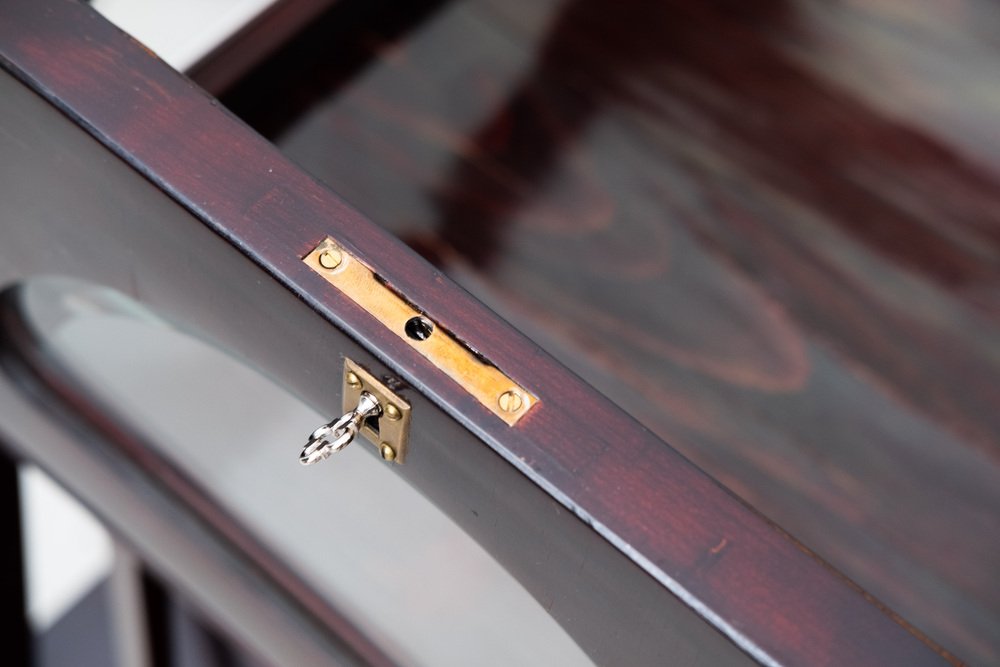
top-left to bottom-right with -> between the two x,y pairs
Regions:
318,247 -> 343,270
380,443 -> 397,462
498,390 -> 523,413
345,371 -> 362,389
385,404 -> 402,421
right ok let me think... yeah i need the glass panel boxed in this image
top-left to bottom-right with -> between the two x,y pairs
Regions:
19,278 -> 594,667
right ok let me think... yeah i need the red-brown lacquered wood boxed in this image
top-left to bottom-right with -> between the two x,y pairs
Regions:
226,1 -> 1000,663
0,1 -> 956,665
0,76 -> 748,666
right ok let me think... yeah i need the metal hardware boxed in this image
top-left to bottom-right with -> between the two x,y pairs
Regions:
300,359 -> 412,465
303,238 -> 537,425
379,443 -> 397,462
318,247 -> 343,270
497,389 -> 524,413
342,359 -> 411,462
300,391 -> 382,465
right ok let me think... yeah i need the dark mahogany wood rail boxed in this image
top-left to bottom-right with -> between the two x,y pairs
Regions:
225,1 -> 1000,664
0,0 -> 972,664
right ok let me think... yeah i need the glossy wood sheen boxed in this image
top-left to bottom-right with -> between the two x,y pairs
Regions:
0,67 -> 748,667
0,1 -> 958,665
226,0 -> 1000,664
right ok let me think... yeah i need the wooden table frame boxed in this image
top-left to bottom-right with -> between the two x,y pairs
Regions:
0,1 -> 957,664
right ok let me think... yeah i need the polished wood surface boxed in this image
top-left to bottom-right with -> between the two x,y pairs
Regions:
0,0 -> 969,664
225,1 -> 1000,664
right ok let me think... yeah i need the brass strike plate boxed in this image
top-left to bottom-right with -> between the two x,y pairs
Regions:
344,358 -> 411,463
305,238 -> 537,425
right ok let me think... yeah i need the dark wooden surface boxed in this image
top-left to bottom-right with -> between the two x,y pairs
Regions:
185,0 -> 336,96
225,0 -> 1000,664
0,0 -> 965,664
0,56 -> 750,667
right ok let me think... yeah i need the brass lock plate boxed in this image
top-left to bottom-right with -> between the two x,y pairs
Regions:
304,238 -> 537,425
343,358 -> 411,463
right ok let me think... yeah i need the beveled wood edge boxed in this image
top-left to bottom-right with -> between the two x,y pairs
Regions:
0,1 -> 959,664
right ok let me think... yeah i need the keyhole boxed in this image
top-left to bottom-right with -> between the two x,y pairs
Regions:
405,316 -> 434,341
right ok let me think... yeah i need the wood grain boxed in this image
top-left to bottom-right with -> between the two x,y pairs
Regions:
0,0 -> 966,664
226,0 -> 1000,664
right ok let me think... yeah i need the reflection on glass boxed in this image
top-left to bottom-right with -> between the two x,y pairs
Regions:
29,279 -> 594,667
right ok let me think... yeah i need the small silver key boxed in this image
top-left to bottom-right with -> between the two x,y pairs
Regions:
300,391 -> 382,465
